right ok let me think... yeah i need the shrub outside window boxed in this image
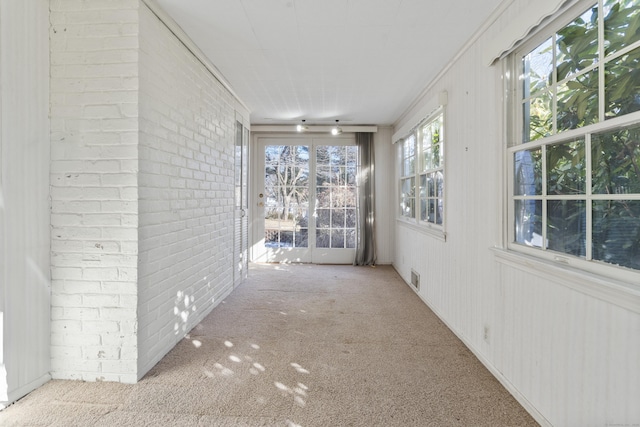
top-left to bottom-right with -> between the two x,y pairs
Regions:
510,0 -> 640,275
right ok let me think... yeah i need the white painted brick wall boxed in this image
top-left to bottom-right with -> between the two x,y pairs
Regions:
136,3 -> 237,377
49,0 -> 244,383
50,0 -> 140,383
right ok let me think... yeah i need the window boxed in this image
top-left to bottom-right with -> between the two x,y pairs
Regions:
509,0 -> 640,276
399,110 -> 445,229
419,115 -> 444,225
400,134 -> 416,219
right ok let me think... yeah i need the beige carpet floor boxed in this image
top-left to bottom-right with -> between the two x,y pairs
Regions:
0,263 -> 539,426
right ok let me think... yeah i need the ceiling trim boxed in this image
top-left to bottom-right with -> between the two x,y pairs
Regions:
142,0 -> 251,116
251,125 -> 378,133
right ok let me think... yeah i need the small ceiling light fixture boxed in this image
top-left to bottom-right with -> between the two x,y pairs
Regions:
296,119 -> 308,132
331,120 -> 342,136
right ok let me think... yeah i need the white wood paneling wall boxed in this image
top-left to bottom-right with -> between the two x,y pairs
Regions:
373,127 -> 395,265
393,0 -> 640,425
0,0 -> 51,407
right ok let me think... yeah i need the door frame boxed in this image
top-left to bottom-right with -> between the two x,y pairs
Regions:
250,134 -> 357,264
233,117 -> 249,287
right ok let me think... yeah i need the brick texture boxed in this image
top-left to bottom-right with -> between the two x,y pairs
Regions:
50,0 -> 140,383
136,4 -> 236,377
50,0 -> 241,382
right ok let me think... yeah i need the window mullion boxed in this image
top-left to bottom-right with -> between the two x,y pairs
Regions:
585,133 -> 593,261
310,142 -> 318,249
552,33 -> 558,136
541,144 -> 548,251
598,0 -> 605,122
604,39 -> 640,63
415,129 -> 419,224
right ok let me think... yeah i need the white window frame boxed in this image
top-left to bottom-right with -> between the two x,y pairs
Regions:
505,0 -> 640,287
399,134 -> 417,220
397,108 -> 446,238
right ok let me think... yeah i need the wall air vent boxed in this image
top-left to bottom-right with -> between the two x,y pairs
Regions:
410,269 -> 420,291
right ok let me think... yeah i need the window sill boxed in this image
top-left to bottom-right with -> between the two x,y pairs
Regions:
491,247 -> 640,314
396,218 -> 447,242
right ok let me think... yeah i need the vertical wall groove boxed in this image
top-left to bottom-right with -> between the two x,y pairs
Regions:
0,0 -> 51,406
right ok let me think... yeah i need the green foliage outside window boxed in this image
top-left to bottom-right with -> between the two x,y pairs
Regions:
515,0 -> 640,271
523,0 -> 640,136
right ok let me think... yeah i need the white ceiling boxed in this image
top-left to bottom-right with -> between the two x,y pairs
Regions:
153,0 -> 505,126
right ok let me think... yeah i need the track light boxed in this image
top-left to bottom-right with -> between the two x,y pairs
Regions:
331,120 -> 342,135
296,120 -> 308,132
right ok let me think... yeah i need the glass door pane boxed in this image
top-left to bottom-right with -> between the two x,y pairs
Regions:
264,144 -> 310,249
315,145 -> 358,250
254,138 -> 357,264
